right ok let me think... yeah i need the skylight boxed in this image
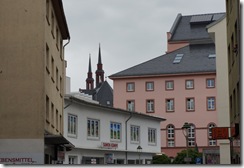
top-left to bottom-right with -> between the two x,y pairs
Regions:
173,54 -> 184,64
208,54 -> 216,58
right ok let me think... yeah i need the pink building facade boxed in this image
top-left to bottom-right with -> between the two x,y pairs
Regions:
112,73 -> 218,157
110,13 -> 225,160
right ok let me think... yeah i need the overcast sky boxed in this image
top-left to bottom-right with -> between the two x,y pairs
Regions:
62,0 -> 226,92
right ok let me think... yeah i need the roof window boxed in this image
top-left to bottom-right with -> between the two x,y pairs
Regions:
208,54 -> 216,58
173,54 -> 184,64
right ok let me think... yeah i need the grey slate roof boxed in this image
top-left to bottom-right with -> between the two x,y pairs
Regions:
109,44 -> 216,78
80,81 -> 113,107
169,13 -> 225,42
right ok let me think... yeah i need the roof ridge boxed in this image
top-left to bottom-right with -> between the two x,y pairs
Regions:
183,12 -> 225,17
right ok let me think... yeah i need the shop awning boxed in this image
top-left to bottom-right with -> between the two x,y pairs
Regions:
44,134 -> 74,149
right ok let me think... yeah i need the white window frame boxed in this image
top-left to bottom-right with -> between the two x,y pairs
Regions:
208,124 -> 217,146
166,81 -> 174,90
146,100 -> 154,113
207,79 -> 215,88
186,98 -> 195,111
68,156 -> 77,164
207,97 -> 215,110
127,83 -> 135,92
130,125 -> 140,143
167,125 -> 175,147
146,82 -> 154,91
186,80 -> 194,89
188,125 -> 195,147
148,128 -> 157,145
166,99 -> 174,112
127,100 -> 135,111
110,122 -> 121,141
68,114 -> 77,137
87,118 -> 100,139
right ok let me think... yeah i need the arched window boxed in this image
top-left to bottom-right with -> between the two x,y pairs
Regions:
188,124 -> 195,147
208,123 -> 217,146
167,124 -> 175,147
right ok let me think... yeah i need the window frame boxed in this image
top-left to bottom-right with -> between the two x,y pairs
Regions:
207,97 -> 216,111
87,118 -> 100,140
186,97 -> 195,112
110,122 -> 122,142
146,99 -> 155,113
67,114 -> 77,138
146,81 -> 154,91
208,123 -> 217,146
148,128 -> 157,145
166,98 -> 174,112
167,124 -> 175,147
185,79 -> 194,89
126,82 -> 135,92
165,80 -> 174,91
206,78 -> 215,88
187,124 -> 195,147
127,100 -> 135,111
130,125 -> 140,143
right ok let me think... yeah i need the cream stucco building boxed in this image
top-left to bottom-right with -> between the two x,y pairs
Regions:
0,0 -> 71,164
207,15 -> 231,164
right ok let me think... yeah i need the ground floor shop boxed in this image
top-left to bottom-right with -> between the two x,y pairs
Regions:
64,148 -> 154,164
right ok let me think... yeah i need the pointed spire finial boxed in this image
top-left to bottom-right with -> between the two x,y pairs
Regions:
98,43 -> 102,64
88,54 -> 92,72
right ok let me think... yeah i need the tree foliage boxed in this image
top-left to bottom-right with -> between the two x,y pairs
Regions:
172,148 -> 202,164
152,154 -> 171,164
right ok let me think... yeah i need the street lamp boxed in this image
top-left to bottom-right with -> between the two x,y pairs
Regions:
182,122 -> 191,164
137,145 -> 142,164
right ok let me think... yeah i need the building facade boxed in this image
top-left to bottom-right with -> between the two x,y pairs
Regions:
207,15 -> 231,164
0,0 -> 71,164
63,93 -> 165,164
226,0 -> 241,164
110,13 -> 225,162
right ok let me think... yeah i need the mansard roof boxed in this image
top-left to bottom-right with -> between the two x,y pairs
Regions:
169,13 -> 225,43
109,43 -> 216,79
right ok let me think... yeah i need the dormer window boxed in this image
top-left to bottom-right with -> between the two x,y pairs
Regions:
173,54 -> 184,64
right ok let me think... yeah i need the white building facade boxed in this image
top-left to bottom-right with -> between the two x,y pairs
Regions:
63,93 -> 165,164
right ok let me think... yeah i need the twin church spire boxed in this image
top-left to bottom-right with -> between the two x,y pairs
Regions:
86,44 -> 104,90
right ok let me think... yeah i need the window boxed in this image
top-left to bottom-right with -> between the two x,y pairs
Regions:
51,12 -> 55,37
46,95 -> 50,122
51,103 -> 54,127
188,124 -> 195,147
206,79 -> 215,88
148,128 -> 156,145
166,99 -> 174,112
146,100 -> 154,113
110,122 -> 121,141
167,125 -> 175,147
60,76 -> 63,97
173,54 -> 184,64
165,81 -> 174,90
46,44 -> 50,73
131,125 -> 140,143
208,124 -> 216,146
46,0 -> 50,24
56,27 -> 59,50
186,80 -> 194,89
51,56 -> 54,82
68,156 -> 77,164
55,109 -> 58,129
127,100 -> 135,111
207,97 -> 216,111
146,82 -> 154,91
68,114 -> 77,137
56,67 -> 59,90
186,98 -> 195,111
87,119 -> 100,139
127,83 -> 135,92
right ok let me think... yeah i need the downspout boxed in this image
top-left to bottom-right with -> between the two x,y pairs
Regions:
125,112 -> 132,164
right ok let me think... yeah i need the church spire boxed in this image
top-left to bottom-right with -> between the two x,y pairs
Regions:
96,43 -> 104,87
86,54 -> 94,90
